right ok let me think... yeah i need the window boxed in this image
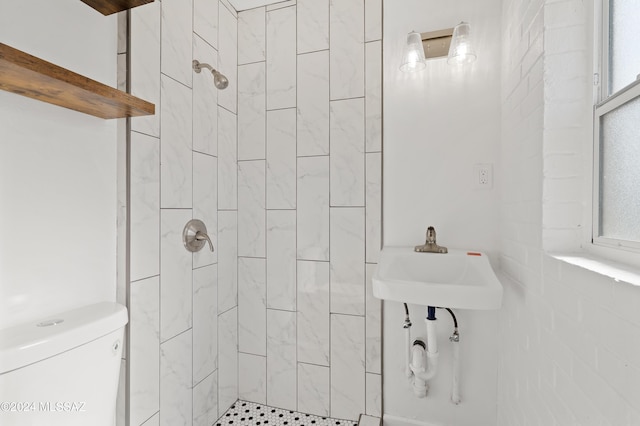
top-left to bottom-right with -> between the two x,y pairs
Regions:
593,0 -> 640,251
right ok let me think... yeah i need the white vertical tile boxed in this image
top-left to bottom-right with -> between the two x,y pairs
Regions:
365,152 -> 381,263
193,35 -> 219,156
116,359 -> 126,426
218,4 -> 238,112
194,0 -> 219,48
220,0 -> 238,17
239,353 -> 267,403
160,330 -> 192,426
218,107 -> 238,210
194,371 -> 218,426
161,0 -> 193,87
266,6 -> 296,109
365,373 -> 382,417
365,264 -> 381,374
118,12 -> 127,54
266,1 -> 296,11
160,75 -> 193,209
330,207 -> 365,316
193,153 -> 218,268
364,0 -> 382,42
239,257 -> 267,355
297,156 -> 330,261
297,363 -> 330,416
365,41 -> 382,153
193,265 -> 218,384
266,309 -> 297,410
238,160 -> 266,257
130,276 -> 160,426
297,261 -> 330,365
297,51 -> 330,157
238,8 -> 266,64
142,413 -> 160,426
218,307 -> 238,411
130,132 -> 160,282
218,211 -> 238,313
131,0 -> 161,137
117,53 -> 127,91
329,0 -> 364,100
160,209 -> 193,341
330,314 -> 365,421
297,0 -> 329,53
267,211 -> 297,311
267,108 -> 297,209
238,63 -> 266,160
330,98 -> 365,206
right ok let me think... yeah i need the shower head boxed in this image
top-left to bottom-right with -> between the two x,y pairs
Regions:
192,60 -> 229,90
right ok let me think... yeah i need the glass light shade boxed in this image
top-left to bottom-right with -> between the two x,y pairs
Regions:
400,31 -> 426,72
447,22 -> 477,65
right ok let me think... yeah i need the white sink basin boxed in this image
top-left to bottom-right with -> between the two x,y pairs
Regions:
372,246 -> 503,310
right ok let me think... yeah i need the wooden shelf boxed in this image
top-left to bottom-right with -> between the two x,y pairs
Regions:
0,43 -> 155,120
80,0 -> 154,15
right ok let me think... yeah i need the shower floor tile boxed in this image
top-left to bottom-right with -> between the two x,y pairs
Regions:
216,400 -> 359,426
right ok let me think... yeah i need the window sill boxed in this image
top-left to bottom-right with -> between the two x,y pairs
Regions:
549,251 -> 640,287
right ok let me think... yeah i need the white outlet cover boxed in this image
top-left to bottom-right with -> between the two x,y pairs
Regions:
473,163 -> 493,190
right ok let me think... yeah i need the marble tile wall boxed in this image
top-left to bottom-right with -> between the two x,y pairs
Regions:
236,0 -> 382,421
123,1 -> 239,425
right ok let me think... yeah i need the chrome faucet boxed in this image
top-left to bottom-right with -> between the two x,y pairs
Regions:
414,226 -> 448,253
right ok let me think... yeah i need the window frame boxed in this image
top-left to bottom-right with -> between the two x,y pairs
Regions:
591,0 -> 640,254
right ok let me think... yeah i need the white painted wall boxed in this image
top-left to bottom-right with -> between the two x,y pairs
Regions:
498,0 -> 640,424
383,0 -> 502,424
0,0 -> 117,328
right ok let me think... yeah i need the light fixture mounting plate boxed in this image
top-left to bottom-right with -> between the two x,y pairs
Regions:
420,28 -> 454,60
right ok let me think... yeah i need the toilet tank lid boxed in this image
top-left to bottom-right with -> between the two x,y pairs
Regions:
0,302 -> 128,374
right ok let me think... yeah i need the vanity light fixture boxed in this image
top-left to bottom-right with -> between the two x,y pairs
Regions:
400,21 -> 476,72
400,31 -> 427,72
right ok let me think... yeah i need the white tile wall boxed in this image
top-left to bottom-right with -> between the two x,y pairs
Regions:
130,276 -> 160,426
297,51 -> 330,156
297,363 -> 330,416
297,0 -> 329,54
239,257 -> 267,355
131,2 -> 161,137
238,7 -> 266,64
194,0 -> 219,48
330,314 -> 366,420
127,3 -> 239,425
330,98 -> 365,206
239,353 -> 267,403
236,1 -> 381,417
193,152 -> 218,268
238,62 -> 266,160
160,209 -> 193,342
266,211 -> 297,311
160,75 -> 193,209
297,260 -> 330,365
329,0 -> 364,100
160,330 -> 193,426
161,0 -> 193,87
193,371 -> 218,426
266,6 -> 296,109
497,0 -> 640,424
130,132 -> 160,282
193,265 -> 218,384
193,35 -> 219,156
266,108 -> 297,209
238,161 -> 266,257
266,309 -> 297,409
297,156 -> 330,261
330,207 -> 365,316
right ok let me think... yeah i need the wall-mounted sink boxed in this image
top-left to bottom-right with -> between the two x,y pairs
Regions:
372,246 -> 503,310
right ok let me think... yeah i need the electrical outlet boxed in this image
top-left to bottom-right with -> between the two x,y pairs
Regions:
474,164 -> 493,189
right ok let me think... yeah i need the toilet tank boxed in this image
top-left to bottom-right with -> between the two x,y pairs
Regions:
0,302 -> 128,426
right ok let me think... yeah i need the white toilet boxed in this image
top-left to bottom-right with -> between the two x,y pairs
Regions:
0,302 -> 128,426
